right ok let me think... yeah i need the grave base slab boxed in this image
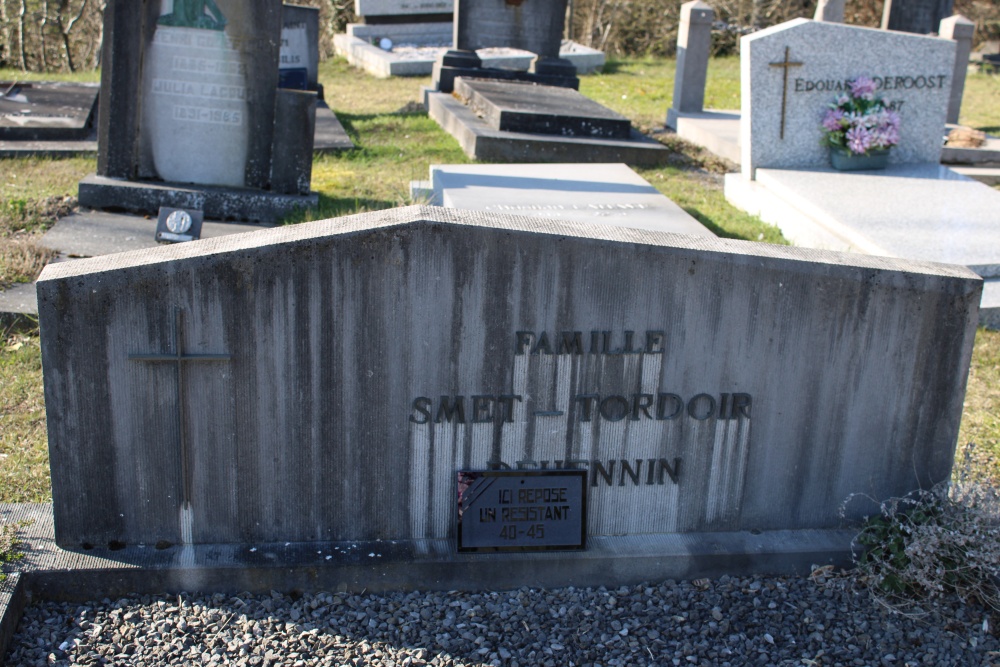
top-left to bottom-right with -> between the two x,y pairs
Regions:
723,163 -> 1000,327
78,174 -> 319,224
0,502 -> 853,656
314,100 -> 354,151
426,91 -> 668,165
666,109 -> 741,164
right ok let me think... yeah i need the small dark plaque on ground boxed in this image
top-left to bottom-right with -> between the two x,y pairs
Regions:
455,78 -> 632,139
155,207 -> 204,243
457,470 -> 587,553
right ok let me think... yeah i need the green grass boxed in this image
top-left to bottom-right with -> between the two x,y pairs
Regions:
0,328 -> 50,502
581,56 -> 740,132
0,156 -> 94,201
959,71 -> 1000,133
0,67 -> 100,83
579,56 -> 775,242
958,328 -> 1000,483
308,55 -> 778,242
0,157 -> 92,288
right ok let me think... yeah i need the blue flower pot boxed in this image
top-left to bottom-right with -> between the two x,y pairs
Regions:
829,147 -> 891,171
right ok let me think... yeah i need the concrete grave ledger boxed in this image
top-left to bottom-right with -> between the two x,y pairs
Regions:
742,19 -> 955,176
38,207 -> 980,550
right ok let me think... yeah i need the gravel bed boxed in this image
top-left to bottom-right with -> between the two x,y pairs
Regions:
7,573 -> 999,666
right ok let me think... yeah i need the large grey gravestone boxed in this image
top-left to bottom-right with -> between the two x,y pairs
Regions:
279,4 -> 320,91
38,207 -> 979,584
740,19 -> 956,178
882,0 -> 954,34
79,0 -> 317,222
434,0 -> 577,92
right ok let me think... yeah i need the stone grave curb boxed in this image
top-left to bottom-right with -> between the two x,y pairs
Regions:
314,101 -> 355,152
0,572 -> 26,663
78,175 -> 320,224
0,138 -> 97,158
426,91 -> 669,166
0,503 -> 855,657
941,138 -> 1000,166
335,31 -> 605,78
0,287 -> 38,319
0,103 -> 351,157
0,210 -> 278,319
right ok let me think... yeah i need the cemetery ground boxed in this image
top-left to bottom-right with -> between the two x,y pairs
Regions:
2,55 -> 1000,498
2,55 -> 1000,664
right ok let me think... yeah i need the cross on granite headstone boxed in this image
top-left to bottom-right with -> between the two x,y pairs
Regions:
128,308 -> 230,509
769,46 -> 803,140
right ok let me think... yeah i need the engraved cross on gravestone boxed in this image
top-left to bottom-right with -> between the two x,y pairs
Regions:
769,46 -> 803,140
128,308 -> 230,509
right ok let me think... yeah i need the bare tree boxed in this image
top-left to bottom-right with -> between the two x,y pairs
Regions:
55,0 -> 89,71
18,0 -> 28,69
40,0 -> 49,70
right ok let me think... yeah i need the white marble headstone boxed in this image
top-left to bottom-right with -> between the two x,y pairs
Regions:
740,19 -> 956,178
142,23 -> 249,187
355,0 -> 452,16
280,21 -> 309,72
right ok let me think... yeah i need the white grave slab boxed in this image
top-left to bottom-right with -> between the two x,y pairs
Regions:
426,163 -> 715,237
741,19 -> 956,178
724,164 -> 1000,323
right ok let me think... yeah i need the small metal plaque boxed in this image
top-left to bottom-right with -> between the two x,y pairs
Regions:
457,470 -> 587,553
155,207 -> 204,243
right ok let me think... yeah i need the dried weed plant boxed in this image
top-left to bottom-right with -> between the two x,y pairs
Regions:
0,520 -> 28,582
0,195 -> 72,289
845,444 -> 1000,617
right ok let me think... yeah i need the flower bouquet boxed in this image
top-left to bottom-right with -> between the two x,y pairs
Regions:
820,76 -> 900,171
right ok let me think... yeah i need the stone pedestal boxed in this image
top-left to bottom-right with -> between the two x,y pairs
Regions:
882,0 -> 954,34
667,0 -> 714,128
939,14 -> 975,124
813,0 -> 845,23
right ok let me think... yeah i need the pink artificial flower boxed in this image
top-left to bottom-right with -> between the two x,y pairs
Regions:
822,108 -> 845,131
886,109 -> 901,131
849,76 -> 877,100
846,125 -> 872,154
